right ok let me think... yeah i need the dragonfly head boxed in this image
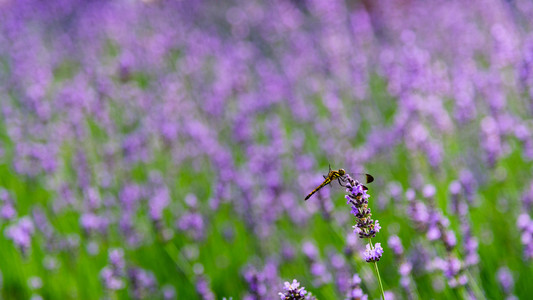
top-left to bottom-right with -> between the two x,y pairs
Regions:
338,169 -> 346,176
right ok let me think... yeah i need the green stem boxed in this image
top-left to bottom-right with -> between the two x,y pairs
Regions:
369,239 -> 386,300
164,242 -> 194,285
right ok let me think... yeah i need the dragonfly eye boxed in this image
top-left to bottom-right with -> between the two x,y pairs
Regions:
339,169 -> 346,175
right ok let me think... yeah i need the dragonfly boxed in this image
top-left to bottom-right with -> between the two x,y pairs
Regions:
304,165 -> 374,201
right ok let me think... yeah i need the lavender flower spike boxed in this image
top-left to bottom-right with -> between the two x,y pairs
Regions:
345,175 -> 380,239
345,274 -> 368,300
363,243 -> 384,262
278,279 -> 315,300
344,175 -> 383,258
344,173 -> 386,298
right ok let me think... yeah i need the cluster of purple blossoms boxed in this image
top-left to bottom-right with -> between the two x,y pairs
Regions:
243,267 -> 268,300
407,187 -> 456,250
100,248 -> 168,298
161,284 -> 176,300
363,243 -> 384,263
242,260 -> 279,300
432,257 -> 467,288
345,274 -> 368,300
329,251 -> 352,294
28,275 -> 43,300
344,174 -> 383,262
278,279 -> 315,300
100,248 -> 126,290
0,188 -> 16,221
517,213 -> 533,259
5,216 -> 34,255
518,180 -> 533,259
497,267 -> 517,300
195,273 -> 215,300
127,267 -> 158,299
449,181 -> 479,267
388,235 -> 416,299
301,241 -> 332,286
177,194 -> 206,241
406,187 -> 467,288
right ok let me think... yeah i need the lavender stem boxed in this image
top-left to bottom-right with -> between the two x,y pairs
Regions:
369,239 -> 386,300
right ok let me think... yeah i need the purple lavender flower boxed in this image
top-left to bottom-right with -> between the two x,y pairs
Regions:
100,267 -> 125,290
407,186 -> 471,288
309,261 -> 332,286
161,284 -> 176,300
345,274 -> 368,300
242,260 -> 279,300
521,180 -> 533,212
80,213 -> 108,235
431,256 -> 467,288
497,267 -> 517,299
5,216 -> 35,255
329,252 -> 351,294
278,280 -> 315,300
300,241 -> 332,286
517,213 -> 533,259
100,248 -> 126,290
177,195 -> 205,241
28,276 -> 42,290
363,243 -> 384,262
344,173 -> 384,267
302,242 -> 319,261
518,179 -> 533,259
196,274 -> 215,300
345,175 -> 380,239
388,235 -> 403,256
0,188 -> 17,221
127,267 -> 158,299
388,235 -> 417,299
243,267 -> 267,300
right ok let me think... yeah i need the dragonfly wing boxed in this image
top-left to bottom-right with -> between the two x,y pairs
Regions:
346,171 -> 374,184
365,173 -> 374,184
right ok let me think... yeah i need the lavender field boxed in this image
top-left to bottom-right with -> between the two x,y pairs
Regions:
1,0 -> 533,299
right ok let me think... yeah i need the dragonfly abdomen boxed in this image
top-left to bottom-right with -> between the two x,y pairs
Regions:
304,178 -> 332,200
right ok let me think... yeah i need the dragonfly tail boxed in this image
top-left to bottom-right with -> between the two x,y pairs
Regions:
304,179 -> 330,200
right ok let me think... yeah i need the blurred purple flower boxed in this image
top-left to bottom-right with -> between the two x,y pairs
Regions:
517,213 -> 533,259
127,267 -> 158,299
196,274 -> 215,300
100,248 -> 126,290
80,213 -> 108,235
242,260 -> 279,300
388,235 -> 403,256
0,188 -> 17,221
345,274 -> 367,300
177,196 -> 205,241
5,216 -> 35,255
149,184 -> 170,221
161,284 -> 176,300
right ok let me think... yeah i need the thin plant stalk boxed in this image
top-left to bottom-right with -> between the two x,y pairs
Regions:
370,239 -> 386,300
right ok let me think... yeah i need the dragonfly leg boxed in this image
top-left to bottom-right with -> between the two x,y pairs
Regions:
337,178 -> 345,187
338,176 -> 349,187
